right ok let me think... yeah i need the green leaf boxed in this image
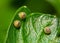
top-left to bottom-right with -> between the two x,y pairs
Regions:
5,6 -> 31,43
46,0 -> 60,40
5,6 -> 59,43
29,13 -> 58,43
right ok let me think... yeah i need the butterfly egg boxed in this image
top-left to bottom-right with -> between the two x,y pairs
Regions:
18,12 -> 26,19
44,27 -> 51,35
13,20 -> 20,28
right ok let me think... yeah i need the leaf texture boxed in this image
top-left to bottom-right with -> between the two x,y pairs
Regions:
6,6 -> 59,43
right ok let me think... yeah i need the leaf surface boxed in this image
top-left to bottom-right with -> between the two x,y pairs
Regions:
6,6 -> 58,43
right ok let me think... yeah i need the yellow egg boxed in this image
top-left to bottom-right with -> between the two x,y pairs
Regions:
44,27 -> 51,35
13,20 -> 20,28
18,12 -> 26,19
